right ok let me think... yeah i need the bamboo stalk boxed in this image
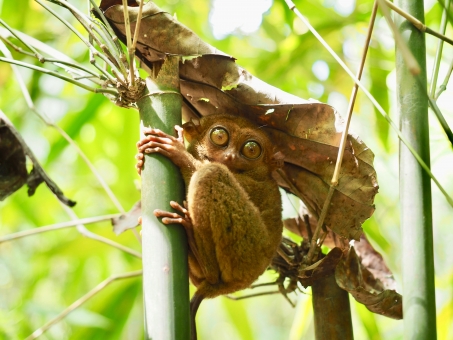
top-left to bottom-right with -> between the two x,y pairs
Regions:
137,56 -> 190,339
395,0 -> 437,338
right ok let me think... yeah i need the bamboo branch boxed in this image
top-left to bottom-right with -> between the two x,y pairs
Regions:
131,0 -> 145,59
90,0 -> 127,66
0,34 -> 102,82
47,0 -> 126,77
0,57 -> 118,94
284,0 -> 453,208
427,97 -> 453,146
121,0 -> 135,86
36,0 -> 122,83
384,0 -> 453,46
0,214 -> 122,244
61,204 -> 142,258
25,270 -> 143,340
429,0 -> 451,96
0,43 -> 128,216
435,57 -> 453,99
377,0 -> 421,75
0,18 -> 44,61
306,1 -> 378,263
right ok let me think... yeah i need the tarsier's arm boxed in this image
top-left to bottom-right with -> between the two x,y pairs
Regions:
136,125 -> 202,184
136,125 -> 208,276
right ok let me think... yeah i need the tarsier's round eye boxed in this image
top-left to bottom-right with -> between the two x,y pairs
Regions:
241,141 -> 262,159
210,127 -> 229,146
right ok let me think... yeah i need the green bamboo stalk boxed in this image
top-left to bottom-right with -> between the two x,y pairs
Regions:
136,56 -> 190,339
395,1 -> 437,339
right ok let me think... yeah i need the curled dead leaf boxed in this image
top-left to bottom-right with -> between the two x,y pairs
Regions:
336,246 -> 402,319
99,1 -> 378,240
0,113 -> 75,207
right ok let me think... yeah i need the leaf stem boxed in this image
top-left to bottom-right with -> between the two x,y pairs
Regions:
25,270 -> 143,340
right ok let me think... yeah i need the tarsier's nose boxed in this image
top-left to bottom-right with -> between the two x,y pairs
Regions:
224,152 -> 234,160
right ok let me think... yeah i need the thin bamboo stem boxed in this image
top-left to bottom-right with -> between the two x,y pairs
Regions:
377,0 -> 421,75
49,0 -> 126,76
429,0 -> 451,96
306,1 -> 378,263
25,270 -> 143,340
0,57 -> 118,95
384,0 -> 453,46
36,0 -> 123,82
61,204 -> 141,258
90,0 -> 127,65
435,57 -> 453,99
428,96 -> 453,147
121,0 -> 135,86
0,43 -> 130,218
0,214 -> 121,244
0,34 -> 101,81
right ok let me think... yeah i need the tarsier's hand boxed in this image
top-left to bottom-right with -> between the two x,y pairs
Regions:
136,125 -> 187,174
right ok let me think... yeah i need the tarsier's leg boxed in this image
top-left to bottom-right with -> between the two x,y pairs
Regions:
187,162 -> 266,289
154,201 -> 204,272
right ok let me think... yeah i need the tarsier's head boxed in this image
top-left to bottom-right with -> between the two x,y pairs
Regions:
183,114 -> 284,174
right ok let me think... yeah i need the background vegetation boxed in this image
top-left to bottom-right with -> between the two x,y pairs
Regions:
0,0 -> 452,339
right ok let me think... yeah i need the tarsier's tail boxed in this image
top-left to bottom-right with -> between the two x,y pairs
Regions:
190,292 -> 205,340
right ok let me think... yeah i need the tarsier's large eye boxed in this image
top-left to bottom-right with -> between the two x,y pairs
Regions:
210,127 -> 229,146
241,141 -> 262,159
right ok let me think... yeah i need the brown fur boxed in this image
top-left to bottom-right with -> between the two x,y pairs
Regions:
137,114 -> 283,338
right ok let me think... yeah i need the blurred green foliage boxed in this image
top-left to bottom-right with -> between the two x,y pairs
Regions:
1,0 -> 452,339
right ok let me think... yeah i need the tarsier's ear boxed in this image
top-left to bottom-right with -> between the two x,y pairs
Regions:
182,118 -> 202,142
270,151 -> 285,170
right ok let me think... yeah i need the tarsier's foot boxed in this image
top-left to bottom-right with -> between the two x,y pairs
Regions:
154,201 -> 201,264
154,201 -> 192,230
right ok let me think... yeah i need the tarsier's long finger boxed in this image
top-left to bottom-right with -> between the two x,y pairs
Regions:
143,127 -> 176,140
169,200 -> 188,215
154,208 -> 192,229
142,146 -> 171,159
154,209 -> 182,219
138,140 -> 174,154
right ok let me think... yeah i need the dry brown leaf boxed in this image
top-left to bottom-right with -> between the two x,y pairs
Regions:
336,246 -> 402,319
0,114 -> 75,206
99,1 -> 378,240
112,201 -> 141,235
299,247 -> 343,287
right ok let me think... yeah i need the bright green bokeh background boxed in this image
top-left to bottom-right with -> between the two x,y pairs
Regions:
0,0 -> 452,339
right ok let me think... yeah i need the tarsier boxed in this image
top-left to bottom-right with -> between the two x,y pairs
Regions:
136,114 -> 284,339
